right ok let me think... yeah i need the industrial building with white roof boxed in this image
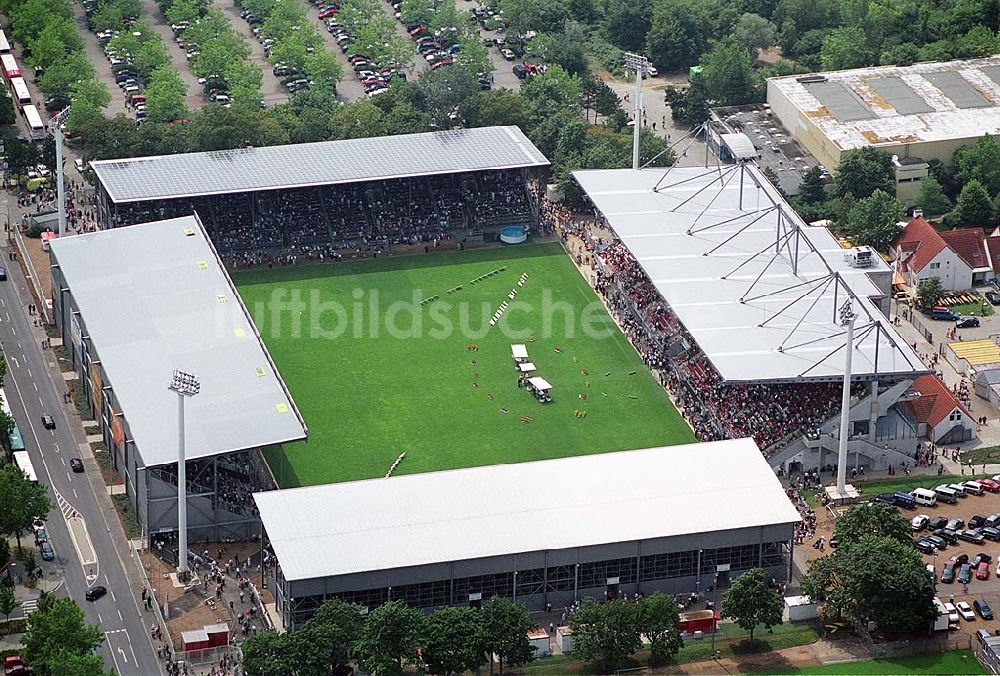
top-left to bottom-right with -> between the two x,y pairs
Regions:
255,438 -> 800,629
49,214 -> 307,542
767,55 -> 1000,170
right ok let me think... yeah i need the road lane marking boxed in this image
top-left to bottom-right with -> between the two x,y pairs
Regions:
9,355 -> 17,368
54,490 -> 99,584
110,589 -> 116,603
73,488 -> 78,498
118,609 -> 123,621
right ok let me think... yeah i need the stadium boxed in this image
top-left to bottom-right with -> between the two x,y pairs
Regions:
51,126 -> 932,623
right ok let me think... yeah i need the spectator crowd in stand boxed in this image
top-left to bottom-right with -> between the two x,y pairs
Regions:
106,170 -> 536,267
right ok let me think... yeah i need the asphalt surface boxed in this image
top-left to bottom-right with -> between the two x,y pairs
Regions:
70,4 -> 129,119
0,247 -> 162,675
138,0 -> 204,112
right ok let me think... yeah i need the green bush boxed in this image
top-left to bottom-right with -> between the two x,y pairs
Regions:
24,225 -> 49,239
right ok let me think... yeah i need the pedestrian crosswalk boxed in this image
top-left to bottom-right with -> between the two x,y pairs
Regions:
21,599 -> 38,616
55,489 -> 80,520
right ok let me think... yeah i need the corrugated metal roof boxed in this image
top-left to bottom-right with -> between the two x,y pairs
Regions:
50,216 -> 307,467
254,438 -> 801,581
573,165 -> 928,383
90,126 -> 550,203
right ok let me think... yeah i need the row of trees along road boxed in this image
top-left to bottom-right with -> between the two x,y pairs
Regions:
242,595 -> 536,676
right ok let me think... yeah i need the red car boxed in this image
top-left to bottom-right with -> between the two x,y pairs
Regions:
979,478 -> 1000,492
318,7 -> 339,17
978,561 -> 990,580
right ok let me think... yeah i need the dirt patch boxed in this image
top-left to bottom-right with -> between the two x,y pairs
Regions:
20,234 -> 52,302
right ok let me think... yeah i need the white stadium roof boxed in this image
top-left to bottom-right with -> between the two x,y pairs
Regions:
90,126 -> 549,203
767,56 -> 1000,152
50,215 -> 307,467
255,438 -> 800,582
574,164 -> 927,383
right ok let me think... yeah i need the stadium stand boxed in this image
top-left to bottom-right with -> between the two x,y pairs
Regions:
90,127 -> 549,266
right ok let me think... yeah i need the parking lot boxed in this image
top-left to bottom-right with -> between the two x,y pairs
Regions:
811,480 -> 1000,642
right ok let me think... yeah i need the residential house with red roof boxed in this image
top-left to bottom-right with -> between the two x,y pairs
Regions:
893,215 -> 993,291
906,375 -> 977,444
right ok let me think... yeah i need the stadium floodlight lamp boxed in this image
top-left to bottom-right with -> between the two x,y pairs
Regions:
838,299 -> 856,327
169,370 -> 201,397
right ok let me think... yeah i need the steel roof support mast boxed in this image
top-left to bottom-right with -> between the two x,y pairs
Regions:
624,53 -> 651,170
46,107 -> 72,237
832,299 -> 858,503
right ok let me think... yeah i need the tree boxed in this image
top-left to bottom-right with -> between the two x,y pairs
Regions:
645,3 -> 704,71
0,91 -> 14,126
834,147 -> 895,199
355,600 -> 427,676
821,26 -> 875,69
721,568 -> 784,644
145,67 -> 187,124
0,538 -> 9,570
478,596 -> 534,675
0,584 -> 16,624
23,595 -> 105,676
802,535 -> 936,633
880,42 -> 919,66
423,606 -> 484,675
954,135 -> 1000,196
700,39 -> 761,106
0,464 -> 52,553
733,13 -> 777,54
833,501 -> 913,546
639,593 -> 683,665
602,0 -> 652,52
915,176 -> 952,217
568,598 -> 643,672
300,599 -> 364,673
955,179 -> 995,227
917,276 -> 945,308
471,90 -> 525,129
845,189 -> 904,251
416,66 -> 479,129
798,166 -> 827,204
242,631 -> 292,675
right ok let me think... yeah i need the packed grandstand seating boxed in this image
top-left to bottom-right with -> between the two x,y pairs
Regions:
594,239 -> 849,453
107,169 -> 535,262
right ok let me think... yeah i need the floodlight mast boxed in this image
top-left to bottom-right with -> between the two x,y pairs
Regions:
46,107 -> 72,238
623,53 -> 651,170
836,298 -> 856,496
168,369 -> 200,580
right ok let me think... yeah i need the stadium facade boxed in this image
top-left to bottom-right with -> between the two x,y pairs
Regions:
254,439 -> 801,630
767,56 -> 1000,171
574,161 -> 934,474
49,215 -> 307,544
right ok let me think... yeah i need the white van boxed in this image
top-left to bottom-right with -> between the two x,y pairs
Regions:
912,487 -> 938,507
963,480 -> 985,496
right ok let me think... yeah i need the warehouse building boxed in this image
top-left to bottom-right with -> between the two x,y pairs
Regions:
49,215 -> 307,543
767,56 -> 1000,172
254,438 -> 801,629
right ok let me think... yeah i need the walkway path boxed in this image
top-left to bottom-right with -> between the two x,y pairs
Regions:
212,0 -> 289,106
70,3 -> 128,118
137,0 -> 204,111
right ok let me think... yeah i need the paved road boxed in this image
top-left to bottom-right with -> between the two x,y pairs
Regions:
69,5 -> 129,119
378,0 -> 425,78
303,4 -> 366,102
0,241 -> 162,676
448,0 -> 521,90
213,0 -> 289,107
137,0 -> 204,111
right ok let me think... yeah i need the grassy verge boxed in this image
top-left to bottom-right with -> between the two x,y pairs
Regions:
804,474 -> 993,507
0,619 -> 27,636
951,299 -> 994,317
92,442 -> 121,486
962,446 -> 1000,466
769,649 -> 985,674
111,494 -> 141,539
516,621 -> 821,674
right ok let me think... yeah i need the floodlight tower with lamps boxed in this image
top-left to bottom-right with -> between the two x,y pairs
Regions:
45,106 -> 72,237
835,298 -> 856,497
623,52 -> 651,170
168,369 -> 200,580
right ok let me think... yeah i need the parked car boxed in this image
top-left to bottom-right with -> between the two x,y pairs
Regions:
84,586 -> 107,601
957,316 -> 981,328
970,515 -> 988,529
960,530 -> 985,545
911,514 -> 930,531
987,291 -> 1000,305
925,534 -> 948,549
976,599 -> 994,620
981,479 -> 1000,492
915,538 -> 936,554
501,48 -> 515,60
959,563 -> 974,583
977,561 -> 990,579
39,541 -> 53,561
0,267 -> 7,281
929,515 -> 949,530
980,526 -> 1000,541
973,552 -> 993,567
957,600 -> 976,620
947,518 -> 965,531
942,564 -> 956,583
944,602 -> 960,622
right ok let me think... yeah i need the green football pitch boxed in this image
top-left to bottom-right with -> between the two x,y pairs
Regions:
233,243 -> 694,487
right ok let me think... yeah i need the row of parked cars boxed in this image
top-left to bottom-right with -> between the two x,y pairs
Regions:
171,22 -> 234,107
94,29 -> 149,123
315,1 -> 407,99
389,2 -> 459,75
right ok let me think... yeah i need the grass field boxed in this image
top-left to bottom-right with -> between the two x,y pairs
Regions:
770,649 -> 985,674
234,244 -> 694,486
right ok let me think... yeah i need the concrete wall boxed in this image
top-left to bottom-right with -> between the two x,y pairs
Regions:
912,248 -> 973,291
766,81 -> 843,170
